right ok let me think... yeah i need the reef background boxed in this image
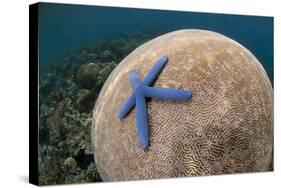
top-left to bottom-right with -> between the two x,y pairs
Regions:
39,33 -> 157,184
38,3 -> 273,185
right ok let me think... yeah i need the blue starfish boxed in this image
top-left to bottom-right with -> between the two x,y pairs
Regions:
118,55 -> 192,150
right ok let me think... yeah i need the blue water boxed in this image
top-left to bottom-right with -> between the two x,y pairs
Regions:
38,3 -> 273,84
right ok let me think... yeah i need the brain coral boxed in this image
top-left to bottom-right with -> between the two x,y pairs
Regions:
91,29 -> 273,181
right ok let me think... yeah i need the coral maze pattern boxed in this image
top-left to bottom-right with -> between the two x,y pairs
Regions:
93,30 -> 273,181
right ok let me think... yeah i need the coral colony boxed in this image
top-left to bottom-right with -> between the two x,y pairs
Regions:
38,34 -> 153,184
118,55 -> 192,149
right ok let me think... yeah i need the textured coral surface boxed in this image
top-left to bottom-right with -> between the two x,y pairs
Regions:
92,29 -> 273,181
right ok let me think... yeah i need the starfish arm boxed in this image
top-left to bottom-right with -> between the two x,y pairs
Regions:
143,55 -> 169,86
118,93 -> 136,119
135,91 -> 149,150
142,86 -> 192,101
129,71 -> 142,89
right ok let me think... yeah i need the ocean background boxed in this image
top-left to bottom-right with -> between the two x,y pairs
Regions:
37,3 -> 274,185
39,3 -> 273,84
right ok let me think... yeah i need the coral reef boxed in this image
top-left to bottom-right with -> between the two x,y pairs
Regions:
92,30 -> 273,181
39,33 -> 154,185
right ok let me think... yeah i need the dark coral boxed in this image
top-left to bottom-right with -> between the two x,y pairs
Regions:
38,33 -> 155,185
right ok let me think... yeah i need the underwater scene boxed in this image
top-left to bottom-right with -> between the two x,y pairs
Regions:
38,3 -> 273,185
